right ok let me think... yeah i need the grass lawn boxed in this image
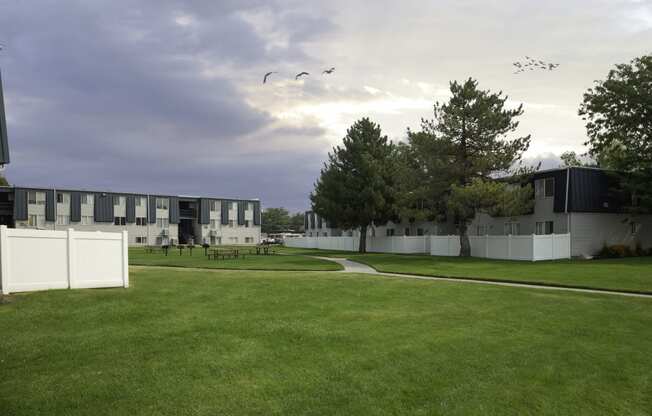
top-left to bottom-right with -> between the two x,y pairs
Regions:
279,246 -> 652,293
129,246 -> 342,271
1,267 -> 652,415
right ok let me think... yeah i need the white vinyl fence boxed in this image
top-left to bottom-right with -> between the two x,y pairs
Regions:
286,233 -> 571,261
0,226 -> 129,294
430,234 -> 571,261
285,236 -> 430,254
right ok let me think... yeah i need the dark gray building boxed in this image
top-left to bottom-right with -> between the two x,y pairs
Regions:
304,167 -> 652,256
0,186 -> 261,246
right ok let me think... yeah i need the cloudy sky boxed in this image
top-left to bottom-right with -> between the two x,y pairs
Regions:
0,1 -> 650,211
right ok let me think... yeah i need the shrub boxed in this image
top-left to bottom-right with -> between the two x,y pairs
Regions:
598,244 -> 634,258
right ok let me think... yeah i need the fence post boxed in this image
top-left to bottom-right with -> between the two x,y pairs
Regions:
485,234 -> 489,258
0,225 -> 9,294
507,234 -> 512,260
67,228 -> 76,289
531,234 -> 536,262
122,230 -> 129,288
551,233 -> 555,261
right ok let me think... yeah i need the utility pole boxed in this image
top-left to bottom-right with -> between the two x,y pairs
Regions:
0,43 -> 10,166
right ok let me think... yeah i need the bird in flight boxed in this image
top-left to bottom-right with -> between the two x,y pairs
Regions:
513,56 -> 559,74
263,71 -> 277,84
295,71 -> 309,80
322,67 -> 335,74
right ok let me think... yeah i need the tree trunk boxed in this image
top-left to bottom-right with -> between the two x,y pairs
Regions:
459,221 -> 471,257
358,225 -> 367,253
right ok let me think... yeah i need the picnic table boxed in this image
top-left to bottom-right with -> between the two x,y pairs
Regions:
207,248 -> 245,261
145,245 -> 170,256
173,245 -> 195,256
251,245 -> 276,256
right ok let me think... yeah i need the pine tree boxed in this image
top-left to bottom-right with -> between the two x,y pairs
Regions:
311,118 -> 397,253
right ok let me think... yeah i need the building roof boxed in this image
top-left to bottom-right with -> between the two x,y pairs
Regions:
0,185 -> 260,203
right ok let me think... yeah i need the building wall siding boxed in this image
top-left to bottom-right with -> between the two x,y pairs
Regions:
14,189 -> 28,221
169,196 -> 179,224
45,190 -> 55,222
125,195 -> 136,223
70,192 -> 81,222
569,212 -> 652,256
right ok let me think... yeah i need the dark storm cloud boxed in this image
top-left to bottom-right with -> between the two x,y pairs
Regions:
0,0 -> 332,211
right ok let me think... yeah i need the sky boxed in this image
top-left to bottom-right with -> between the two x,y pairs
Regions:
0,0 -> 650,212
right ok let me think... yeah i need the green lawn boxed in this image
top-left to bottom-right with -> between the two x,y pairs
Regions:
129,246 -> 342,271
280,246 -> 652,293
1,267 -> 652,415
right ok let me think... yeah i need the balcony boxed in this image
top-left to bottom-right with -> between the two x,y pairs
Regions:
179,208 -> 196,219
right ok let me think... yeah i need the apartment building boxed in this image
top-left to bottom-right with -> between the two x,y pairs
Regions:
0,186 -> 261,246
304,167 -> 652,257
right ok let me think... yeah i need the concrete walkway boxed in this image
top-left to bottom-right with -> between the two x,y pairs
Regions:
312,256 -> 652,299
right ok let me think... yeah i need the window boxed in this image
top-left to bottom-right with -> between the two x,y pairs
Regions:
229,237 -> 238,244
136,217 -> 147,226
323,232 -> 328,237
81,215 -> 93,225
245,237 -> 254,244
229,220 -> 234,228
404,228 -> 411,236
156,237 -> 163,245
81,194 -> 93,205
56,215 -> 70,225
28,191 -> 46,205
114,217 -> 126,226
417,228 -> 424,236
535,178 -> 555,199
631,222 -> 640,235
156,217 -> 169,228
535,221 -> 554,235
386,228 -> 395,236
210,200 -> 218,211
504,222 -> 520,235
156,198 -> 169,210
56,193 -> 69,204
245,220 -> 250,228
476,225 -> 486,236
135,236 -> 147,244
210,219 -> 218,229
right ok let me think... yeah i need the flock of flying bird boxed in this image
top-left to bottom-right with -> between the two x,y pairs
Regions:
262,57 -> 560,84
512,56 -> 560,74
263,67 -> 335,84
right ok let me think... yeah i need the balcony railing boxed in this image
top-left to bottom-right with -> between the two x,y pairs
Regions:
179,208 -> 196,219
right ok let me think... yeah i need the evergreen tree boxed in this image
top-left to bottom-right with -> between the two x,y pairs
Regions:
311,118 -> 397,253
417,78 -> 532,256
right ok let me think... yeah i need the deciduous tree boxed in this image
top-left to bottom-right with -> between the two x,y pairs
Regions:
579,54 -> 652,212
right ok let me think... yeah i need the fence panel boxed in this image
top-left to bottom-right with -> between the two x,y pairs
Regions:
430,236 -> 460,256
430,233 -> 571,261
0,226 -> 129,294
287,234 -> 571,261
510,235 -> 534,261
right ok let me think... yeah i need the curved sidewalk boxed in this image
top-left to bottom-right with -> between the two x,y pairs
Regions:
312,256 -> 652,299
